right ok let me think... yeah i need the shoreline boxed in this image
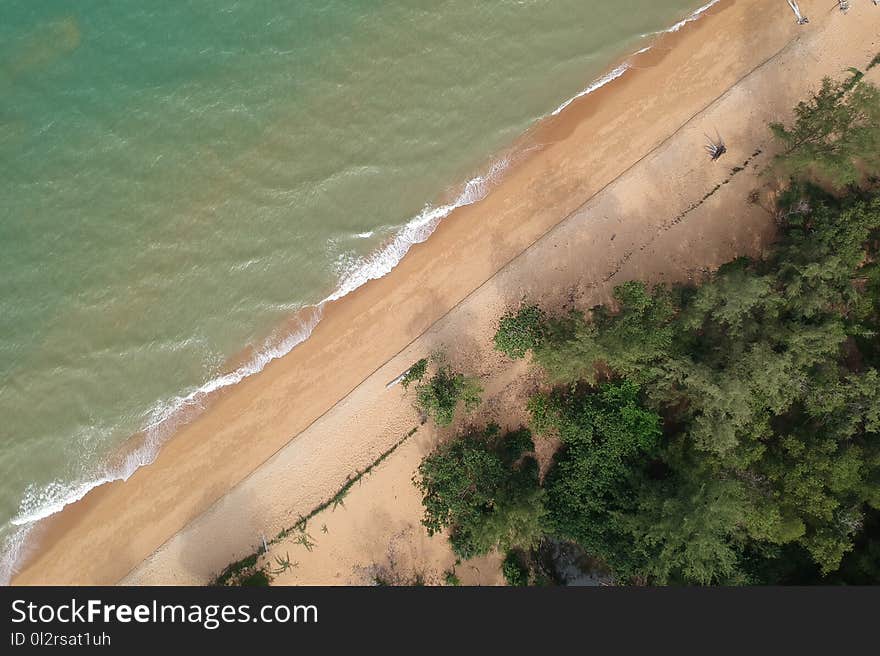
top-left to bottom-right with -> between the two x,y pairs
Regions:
1,1 -> 717,550
10,0 -> 872,585
253,4 -> 880,586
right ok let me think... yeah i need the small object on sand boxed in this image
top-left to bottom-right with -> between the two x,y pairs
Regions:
788,0 -> 809,24
385,368 -> 411,389
838,0 -> 849,12
705,132 -> 727,161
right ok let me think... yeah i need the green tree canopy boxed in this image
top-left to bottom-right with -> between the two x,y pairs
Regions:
770,72 -> 880,188
414,359 -> 482,427
534,381 -> 663,578
415,425 -> 546,559
412,66 -> 880,586
494,303 -> 548,359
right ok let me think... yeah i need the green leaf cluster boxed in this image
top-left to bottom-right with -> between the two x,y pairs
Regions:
494,303 -> 548,359
415,426 -> 546,560
400,358 -> 428,390
528,189 -> 880,581
770,72 -> 880,188
415,363 -> 483,427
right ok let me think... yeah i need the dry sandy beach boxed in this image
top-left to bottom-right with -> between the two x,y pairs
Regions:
12,0 -> 880,585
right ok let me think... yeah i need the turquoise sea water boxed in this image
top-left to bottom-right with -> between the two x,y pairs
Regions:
0,0 -> 716,579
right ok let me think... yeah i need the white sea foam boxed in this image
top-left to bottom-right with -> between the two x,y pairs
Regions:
551,63 -> 631,116
0,310 -> 323,582
551,0 -> 723,118
0,525 -> 37,586
323,156 -> 510,304
0,157 -> 511,580
0,306 -> 323,583
0,153 -> 515,568
0,0 -> 725,584
0,153 -> 515,577
667,0 -> 723,33
641,0 -> 723,38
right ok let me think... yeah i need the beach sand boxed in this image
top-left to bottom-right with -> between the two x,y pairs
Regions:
12,0 -> 880,585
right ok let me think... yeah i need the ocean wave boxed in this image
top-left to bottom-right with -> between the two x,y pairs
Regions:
0,525 -> 37,587
10,306 -> 321,530
551,63 -> 631,117
0,156 -> 511,581
551,0 -> 723,117
0,306 -> 322,583
323,156 -> 510,303
666,0 -> 723,33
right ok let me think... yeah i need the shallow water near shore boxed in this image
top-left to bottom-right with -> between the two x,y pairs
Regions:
0,0 -> 716,577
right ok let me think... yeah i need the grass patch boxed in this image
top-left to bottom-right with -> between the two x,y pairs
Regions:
213,553 -> 259,586
238,569 -> 272,586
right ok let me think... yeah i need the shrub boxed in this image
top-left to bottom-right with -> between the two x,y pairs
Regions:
415,365 -> 482,427
238,569 -> 272,586
416,426 -> 545,559
214,554 -> 274,587
770,72 -> 880,188
400,358 -> 428,390
502,551 -> 530,587
494,304 -> 548,359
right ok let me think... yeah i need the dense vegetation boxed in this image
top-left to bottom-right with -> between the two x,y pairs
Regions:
494,304 -> 548,359
415,424 -> 545,559
417,69 -> 880,584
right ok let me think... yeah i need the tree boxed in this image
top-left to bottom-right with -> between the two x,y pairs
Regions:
400,358 -> 428,390
415,426 -> 546,559
535,381 -> 663,578
522,189 -> 880,581
410,77 -> 880,585
772,195 -> 880,321
624,475 -> 749,585
534,281 -> 676,385
501,550 -> 530,586
770,72 -> 880,188
414,360 -> 482,427
677,258 -> 779,342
